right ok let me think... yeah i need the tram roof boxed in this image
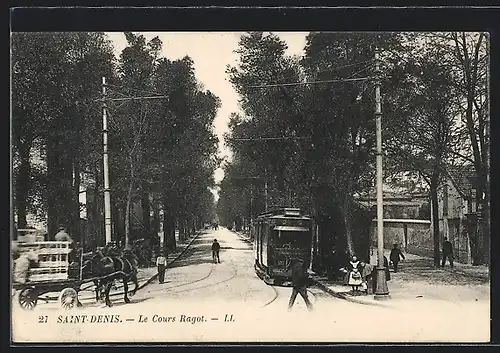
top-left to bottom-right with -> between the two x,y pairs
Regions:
257,207 -> 311,219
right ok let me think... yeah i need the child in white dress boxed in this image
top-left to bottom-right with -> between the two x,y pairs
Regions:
348,255 -> 363,291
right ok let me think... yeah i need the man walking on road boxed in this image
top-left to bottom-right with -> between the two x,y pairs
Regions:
442,237 -> 454,268
287,258 -> 313,312
389,244 -> 405,272
156,252 -> 167,284
212,239 -> 221,263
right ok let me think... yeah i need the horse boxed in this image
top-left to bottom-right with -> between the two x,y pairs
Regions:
82,248 -> 140,307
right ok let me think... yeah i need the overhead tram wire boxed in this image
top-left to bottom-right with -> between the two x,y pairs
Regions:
229,136 -> 311,141
247,76 -> 377,89
275,58 -> 376,85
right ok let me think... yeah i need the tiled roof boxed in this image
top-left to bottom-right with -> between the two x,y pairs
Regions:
446,165 -> 477,198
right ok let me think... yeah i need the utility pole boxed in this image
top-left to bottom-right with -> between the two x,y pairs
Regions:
484,32 -> 490,274
102,77 -> 112,245
374,50 -> 390,300
96,82 -> 169,247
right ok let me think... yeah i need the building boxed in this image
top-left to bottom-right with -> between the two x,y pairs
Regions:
437,164 -> 479,264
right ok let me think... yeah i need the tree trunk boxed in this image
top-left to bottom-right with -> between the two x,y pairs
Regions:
342,173 -> 355,256
430,177 -> 441,267
162,195 -> 176,252
46,139 -> 59,239
15,141 -> 31,230
72,160 -> 81,244
141,186 -> 151,235
152,195 -> 160,235
125,157 -> 135,246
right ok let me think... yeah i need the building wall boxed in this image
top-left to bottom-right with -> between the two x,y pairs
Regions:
371,221 -> 432,257
436,178 -> 473,264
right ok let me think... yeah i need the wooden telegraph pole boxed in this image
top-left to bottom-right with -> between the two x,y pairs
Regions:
373,49 -> 390,300
99,78 -> 170,245
102,77 -> 112,245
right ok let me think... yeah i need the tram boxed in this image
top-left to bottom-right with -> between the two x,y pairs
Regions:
254,207 -> 313,286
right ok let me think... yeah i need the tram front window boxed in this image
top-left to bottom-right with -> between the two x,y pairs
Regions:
276,231 -> 310,248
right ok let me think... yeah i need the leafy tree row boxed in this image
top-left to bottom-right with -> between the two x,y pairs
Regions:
217,32 -> 489,266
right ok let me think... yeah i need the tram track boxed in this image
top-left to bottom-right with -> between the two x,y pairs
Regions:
113,239 -> 241,299
232,233 -> 318,309
261,284 -> 317,308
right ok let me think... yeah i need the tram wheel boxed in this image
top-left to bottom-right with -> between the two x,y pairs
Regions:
59,288 -> 78,310
18,287 -> 38,310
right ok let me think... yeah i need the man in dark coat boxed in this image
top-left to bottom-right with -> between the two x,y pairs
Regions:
441,237 -> 454,268
212,239 -> 221,263
287,258 -> 313,311
389,244 -> 406,272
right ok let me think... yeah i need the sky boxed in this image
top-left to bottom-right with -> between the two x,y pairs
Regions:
105,32 -> 308,198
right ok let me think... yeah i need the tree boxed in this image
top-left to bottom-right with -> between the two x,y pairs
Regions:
446,32 -> 489,264
12,32 -> 115,242
110,32 -> 162,245
223,32 -> 305,225
221,32 -> 406,258
298,32 -> 406,256
384,43 -> 461,266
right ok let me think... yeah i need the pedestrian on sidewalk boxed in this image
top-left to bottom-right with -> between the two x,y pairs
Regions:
389,244 -> 406,272
156,252 -> 167,284
287,258 -> 313,311
441,237 -> 454,268
212,239 -> 221,263
360,261 -> 374,294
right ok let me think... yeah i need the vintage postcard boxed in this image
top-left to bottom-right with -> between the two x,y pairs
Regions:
11,28 -> 490,343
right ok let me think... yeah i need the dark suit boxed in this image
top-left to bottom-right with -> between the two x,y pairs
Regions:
287,259 -> 313,311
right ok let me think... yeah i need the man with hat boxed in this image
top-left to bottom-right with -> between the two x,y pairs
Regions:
287,257 -> 313,311
55,226 -> 73,243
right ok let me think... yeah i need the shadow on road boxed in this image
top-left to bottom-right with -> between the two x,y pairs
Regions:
105,297 -> 151,308
220,246 -> 251,251
396,258 -> 489,285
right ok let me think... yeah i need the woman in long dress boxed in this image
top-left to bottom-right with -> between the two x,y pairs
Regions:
347,255 -> 363,291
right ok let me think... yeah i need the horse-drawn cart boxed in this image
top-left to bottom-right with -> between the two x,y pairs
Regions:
12,240 -> 121,310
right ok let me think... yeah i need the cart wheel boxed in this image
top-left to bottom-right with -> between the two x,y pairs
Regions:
59,288 -> 78,310
18,287 -> 38,310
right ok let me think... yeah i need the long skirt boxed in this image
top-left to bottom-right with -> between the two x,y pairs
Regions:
348,270 -> 363,286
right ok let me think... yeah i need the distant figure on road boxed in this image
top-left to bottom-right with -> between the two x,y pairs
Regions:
55,226 -> 73,243
389,244 -> 406,272
287,258 -> 313,311
156,252 -> 167,284
442,237 -> 454,268
212,239 -> 221,263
